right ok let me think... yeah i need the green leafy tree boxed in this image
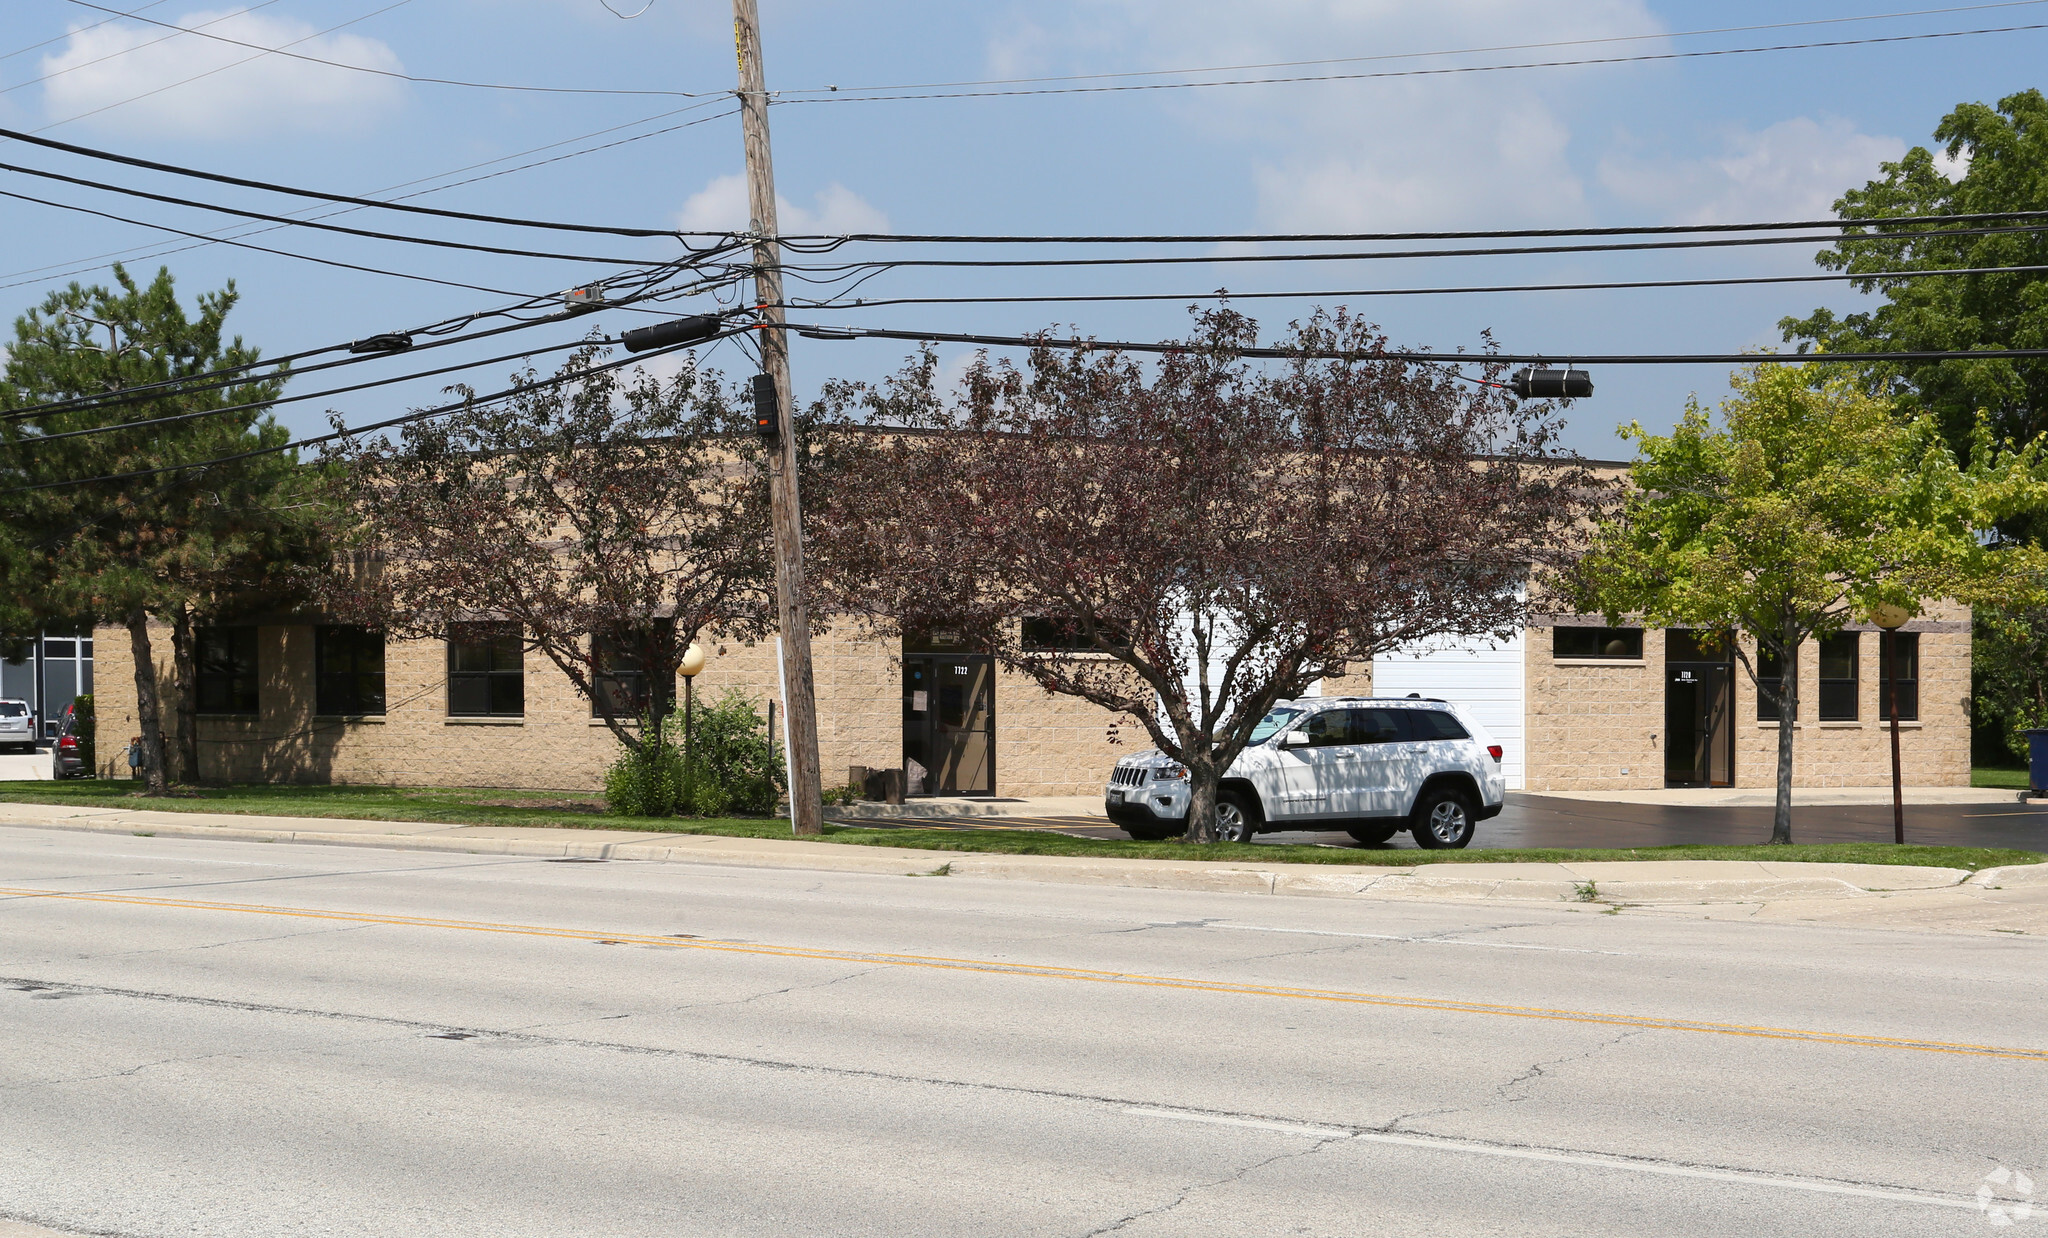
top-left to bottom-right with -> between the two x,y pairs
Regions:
1974,598 -> 2048,764
1780,89 -> 2048,534
0,265 -> 320,792
1572,363 -> 2048,843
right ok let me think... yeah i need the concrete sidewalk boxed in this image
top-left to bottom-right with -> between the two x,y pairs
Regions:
3,800 -> 2046,936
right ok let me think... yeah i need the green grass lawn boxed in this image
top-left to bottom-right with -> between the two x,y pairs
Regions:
0,779 -> 2037,871
1973,765 -> 2037,790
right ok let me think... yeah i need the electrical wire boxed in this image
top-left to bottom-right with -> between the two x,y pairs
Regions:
1,326 -> 750,496
16,320 -> 688,446
0,185 -> 534,296
0,103 -> 740,294
778,208 -> 2048,247
0,254 -> 749,424
57,0 -> 717,98
783,321 -> 2048,366
779,262 -> 2048,310
0,0 -> 170,62
38,1 -> 417,134
775,22 -> 2048,106
0,160 -> 681,264
2,0 -> 288,96
773,2 -> 2048,96
0,124 -> 702,237
772,221 -> 2048,283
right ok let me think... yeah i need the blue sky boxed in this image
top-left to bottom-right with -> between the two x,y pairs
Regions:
1,0 -> 2042,457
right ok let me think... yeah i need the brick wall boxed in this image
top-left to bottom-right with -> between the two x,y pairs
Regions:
1523,608 -> 1970,791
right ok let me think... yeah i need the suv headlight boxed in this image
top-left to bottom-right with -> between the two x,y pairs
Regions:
1154,763 -> 1188,781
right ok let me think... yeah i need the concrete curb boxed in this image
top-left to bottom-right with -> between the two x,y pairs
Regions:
3,801 -> 2035,910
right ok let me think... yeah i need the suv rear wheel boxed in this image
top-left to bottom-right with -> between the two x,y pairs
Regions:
1215,790 -> 1260,843
1411,786 -> 1476,849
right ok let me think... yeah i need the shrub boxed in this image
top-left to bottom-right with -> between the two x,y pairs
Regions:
680,689 -> 784,816
602,691 -> 784,818
603,717 -> 688,817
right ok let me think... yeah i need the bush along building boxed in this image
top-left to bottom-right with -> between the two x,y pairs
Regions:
90,603 -> 1969,796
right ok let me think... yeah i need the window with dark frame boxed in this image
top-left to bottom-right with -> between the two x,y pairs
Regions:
1756,645 -> 1785,722
1817,632 -> 1859,722
1021,616 -> 1129,653
1553,627 -> 1644,659
591,624 -> 674,719
315,626 -> 386,716
195,627 -> 259,715
1881,632 -> 1920,722
447,623 -> 524,718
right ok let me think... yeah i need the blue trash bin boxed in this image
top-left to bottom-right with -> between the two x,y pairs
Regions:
2028,729 -> 2048,795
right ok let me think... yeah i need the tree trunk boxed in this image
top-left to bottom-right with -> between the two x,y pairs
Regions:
1772,624 -> 1799,845
171,604 -> 199,785
127,612 -> 169,797
1184,757 -> 1219,844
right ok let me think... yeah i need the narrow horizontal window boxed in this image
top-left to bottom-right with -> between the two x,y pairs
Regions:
1553,627 -> 1642,659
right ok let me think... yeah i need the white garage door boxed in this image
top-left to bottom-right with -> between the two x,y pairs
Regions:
1373,630 -> 1526,790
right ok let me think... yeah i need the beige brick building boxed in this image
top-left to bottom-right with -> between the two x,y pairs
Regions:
89,597 -> 1970,796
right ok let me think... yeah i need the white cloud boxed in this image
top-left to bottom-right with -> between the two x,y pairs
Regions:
989,0 -> 1665,230
1597,117 -> 1906,223
676,173 -> 891,235
1933,145 -> 1972,181
39,9 -> 407,138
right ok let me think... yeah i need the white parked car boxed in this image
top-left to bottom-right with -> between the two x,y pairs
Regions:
0,699 -> 33,753
1104,697 -> 1506,848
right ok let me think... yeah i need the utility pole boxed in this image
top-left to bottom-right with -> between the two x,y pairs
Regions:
732,0 -> 824,835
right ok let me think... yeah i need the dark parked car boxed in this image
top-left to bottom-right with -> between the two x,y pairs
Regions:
51,703 -> 88,779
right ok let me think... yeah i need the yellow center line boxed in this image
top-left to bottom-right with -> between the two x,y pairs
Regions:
6,884 -> 2043,1063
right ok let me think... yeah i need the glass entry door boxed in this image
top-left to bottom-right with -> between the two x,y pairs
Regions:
1665,657 -> 1734,787
902,654 -> 995,796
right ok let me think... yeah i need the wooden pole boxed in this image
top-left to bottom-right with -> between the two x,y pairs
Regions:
732,0 -> 823,835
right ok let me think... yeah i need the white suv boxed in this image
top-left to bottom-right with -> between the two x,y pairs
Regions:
1104,697 -> 1506,848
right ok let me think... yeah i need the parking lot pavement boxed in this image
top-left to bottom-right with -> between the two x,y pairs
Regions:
0,750 -> 50,782
843,791 -> 2048,852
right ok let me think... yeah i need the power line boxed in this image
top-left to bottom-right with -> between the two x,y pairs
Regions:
2,326 -> 748,496
0,0 -> 170,62
0,257 -> 747,423
38,1 -> 417,134
785,322 -> 2048,366
0,125 -> 699,237
57,0 -> 718,98
774,1 -> 2048,96
15,312 -> 741,446
774,221 -> 2048,282
3,0 -> 288,96
780,208 -> 2048,247
780,262 -> 2048,310
0,159 -> 677,264
0,185 -> 534,297
0,103 -> 739,294
777,21 -> 2048,106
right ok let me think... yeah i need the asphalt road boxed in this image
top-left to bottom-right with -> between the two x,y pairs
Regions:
1,825 -> 2043,1237
874,791 -> 2048,852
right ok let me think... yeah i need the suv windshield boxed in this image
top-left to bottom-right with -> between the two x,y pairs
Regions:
1248,706 -> 1304,744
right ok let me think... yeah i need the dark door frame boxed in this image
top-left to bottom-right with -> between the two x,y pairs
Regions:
1665,646 -> 1736,789
901,650 -> 997,796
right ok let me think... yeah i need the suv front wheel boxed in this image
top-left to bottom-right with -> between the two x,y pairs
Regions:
1215,790 -> 1260,843
1411,785 -> 1476,850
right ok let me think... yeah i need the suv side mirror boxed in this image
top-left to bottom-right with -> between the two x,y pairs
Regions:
1279,729 -> 1311,749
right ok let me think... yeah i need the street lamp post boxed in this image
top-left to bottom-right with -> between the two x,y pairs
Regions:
679,642 -> 707,807
1872,605 -> 1911,845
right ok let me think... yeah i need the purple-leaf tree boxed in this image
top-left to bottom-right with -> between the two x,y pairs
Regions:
812,309 -> 1603,841
322,344 -> 773,750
